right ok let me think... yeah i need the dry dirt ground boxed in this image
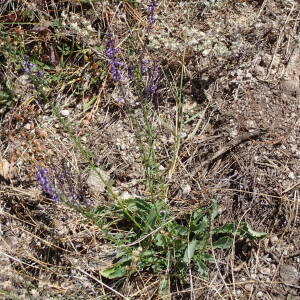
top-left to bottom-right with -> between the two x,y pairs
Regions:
0,0 -> 299,299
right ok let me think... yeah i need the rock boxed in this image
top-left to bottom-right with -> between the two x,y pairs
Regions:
24,123 -> 31,130
0,159 -> 11,180
279,264 -> 299,283
254,65 -> 265,76
245,120 -> 257,130
119,191 -> 132,200
182,184 -> 191,195
61,109 -> 70,116
258,266 -> 271,276
270,235 -> 279,246
86,168 -> 110,194
288,172 -> 295,180
158,165 -> 165,171
256,291 -> 264,298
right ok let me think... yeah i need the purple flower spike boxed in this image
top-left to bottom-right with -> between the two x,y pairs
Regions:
22,56 -> 44,78
127,65 -> 134,80
140,58 -> 149,74
147,0 -> 158,31
36,167 -> 60,202
36,162 -> 89,207
150,60 -> 158,96
105,34 -> 123,81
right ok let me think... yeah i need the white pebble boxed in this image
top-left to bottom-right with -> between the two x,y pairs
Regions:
24,123 -> 31,130
61,109 -> 70,116
256,291 -> 264,298
288,172 -> 295,180
119,191 -> 132,200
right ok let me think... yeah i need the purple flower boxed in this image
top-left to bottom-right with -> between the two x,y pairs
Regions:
105,34 -> 123,81
147,0 -> 158,31
61,160 -> 80,204
22,55 -> 44,78
35,70 -> 44,78
36,162 -> 89,206
22,59 -> 35,74
149,60 -> 158,95
127,65 -> 134,80
143,60 -> 158,97
140,58 -> 149,74
36,167 -> 59,202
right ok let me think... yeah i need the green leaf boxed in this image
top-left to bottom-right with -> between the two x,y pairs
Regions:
191,215 -> 209,234
158,276 -> 170,298
213,236 -> 233,249
237,223 -> 267,240
100,263 -> 128,279
83,96 -> 97,111
196,260 -> 208,278
154,232 -> 165,247
183,239 -> 198,263
135,198 -> 152,211
191,208 -> 205,222
171,223 -> 187,237
212,223 -> 236,234
144,202 -> 160,231
198,253 -> 213,262
100,251 -> 132,279
210,201 -> 219,221
195,239 -> 209,252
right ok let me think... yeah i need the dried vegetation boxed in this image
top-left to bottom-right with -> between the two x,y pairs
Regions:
0,0 -> 299,299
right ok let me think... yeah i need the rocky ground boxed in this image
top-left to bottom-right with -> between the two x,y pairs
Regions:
0,0 -> 299,299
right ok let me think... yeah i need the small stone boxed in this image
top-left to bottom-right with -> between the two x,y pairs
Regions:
259,267 -> 271,275
245,120 -> 257,130
24,123 -> 31,130
271,264 -> 277,271
256,291 -> 264,298
2,280 -> 13,291
119,191 -> 132,200
265,257 -> 272,262
158,165 -> 165,171
61,109 -> 70,116
244,283 -> 253,292
254,65 -> 265,76
288,172 -> 295,180
279,264 -> 299,283
182,184 -> 191,195
86,168 -> 110,194
180,132 -> 187,139
202,49 -> 211,56
182,101 -> 197,113
270,235 -> 279,245
36,128 -> 47,138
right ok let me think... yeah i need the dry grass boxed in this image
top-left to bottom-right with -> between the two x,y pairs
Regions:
0,0 -> 299,299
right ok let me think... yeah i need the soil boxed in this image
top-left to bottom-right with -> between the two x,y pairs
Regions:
0,0 -> 299,299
